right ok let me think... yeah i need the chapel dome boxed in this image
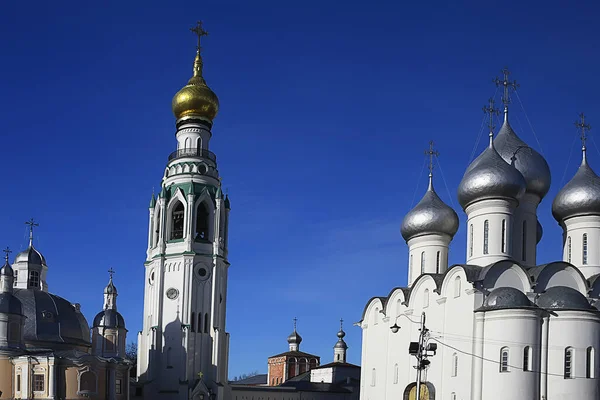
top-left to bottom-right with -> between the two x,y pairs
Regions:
93,309 -> 126,329
494,118 -> 551,199
458,139 -> 526,209
287,330 -> 302,345
0,259 -> 14,277
401,178 -> 459,241
536,286 -> 594,311
481,287 -> 532,310
104,279 -> 117,295
14,244 -> 46,266
172,52 -> 219,121
552,153 -> 600,223
13,289 -> 90,348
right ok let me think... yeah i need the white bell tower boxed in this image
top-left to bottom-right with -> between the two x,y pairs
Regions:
137,22 -> 231,400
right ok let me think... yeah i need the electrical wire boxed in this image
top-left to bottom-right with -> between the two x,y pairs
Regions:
468,87 -> 498,165
409,158 -> 427,208
434,156 -> 456,209
558,133 -> 579,187
514,89 -> 546,157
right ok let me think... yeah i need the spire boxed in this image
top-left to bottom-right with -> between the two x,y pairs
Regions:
104,267 -> 118,310
333,318 -> 348,362
483,98 -> 500,146
0,247 -> 14,292
287,317 -> 302,351
149,189 -> 156,208
2,247 -> 10,265
576,113 -> 592,164
424,140 -> 439,189
189,21 -> 209,83
24,218 -> 39,247
493,68 -> 519,121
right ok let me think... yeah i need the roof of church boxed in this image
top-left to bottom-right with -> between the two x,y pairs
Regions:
268,350 -> 320,359
230,374 -> 268,385
313,361 -> 360,369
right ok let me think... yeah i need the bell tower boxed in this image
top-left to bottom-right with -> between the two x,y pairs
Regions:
137,22 -> 231,400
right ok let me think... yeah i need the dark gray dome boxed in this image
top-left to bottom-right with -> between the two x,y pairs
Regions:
536,220 -> 543,244
13,289 -> 90,348
93,309 -> 126,329
334,338 -> 348,349
494,118 -> 551,199
481,287 -> 532,310
104,279 -> 117,295
458,139 -> 526,210
552,153 -> 600,223
537,286 -> 594,311
401,178 -> 459,241
287,330 -> 302,345
14,245 -> 46,266
0,293 -> 23,315
0,261 -> 14,277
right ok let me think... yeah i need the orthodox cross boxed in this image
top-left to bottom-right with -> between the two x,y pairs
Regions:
2,247 -> 11,263
190,21 -> 209,51
424,141 -> 439,177
340,318 -> 344,330
25,218 -> 39,243
293,317 -> 298,331
493,68 -> 519,108
575,113 -> 591,150
483,98 -> 500,135
108,267 -> 115,280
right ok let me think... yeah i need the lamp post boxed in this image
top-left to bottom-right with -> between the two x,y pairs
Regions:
390,312 -> 436,400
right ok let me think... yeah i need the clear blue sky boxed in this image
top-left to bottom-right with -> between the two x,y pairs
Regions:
1,0 -> 599,378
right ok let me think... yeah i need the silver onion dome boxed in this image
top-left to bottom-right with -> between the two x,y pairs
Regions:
458,137 -> 526,210
552,151 -> 600,223
494,116 -> 551,199
536,220 -> 543,244
287,330 -> 302,345
401,176 -> 459,241
14,244 -> 46,266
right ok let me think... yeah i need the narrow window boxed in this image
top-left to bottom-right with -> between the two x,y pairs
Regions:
523,346 -> 531,372
565,347 -> 574,378
393,364 -> 399,384
451,393 -> 456,400
371,368 -> 376,386
469,224 -> 473,257
28,270 -> 40,288
198,313 -> 202,333
483,220 -> 489,254
80,371 -> 96,392
154,210 -> 161,246
16,375 -> 21,391
568,236 -> 572,263
190,312 -> 195,332
583,233 -> 588,265
409,254 -> 413,275
436,251 -> 441,273
196,202 -> 210,241
522,221 -> 527,261
33,374 -> 45,392
184,137 -> 191,149
501,219 -> 506,253
171,202 -> 185,240
454,276 -> 461,298
452,353 -> 458,376
204,313 -> 209,333
420,252 -> 425,274
166,347 -> 173,368
587,347 -> 595,379
500,347 -> 509,372
423,289 -> 429,308
116,378 -> 122,394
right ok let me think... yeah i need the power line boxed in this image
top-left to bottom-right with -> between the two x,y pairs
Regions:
409,158 -> 427,208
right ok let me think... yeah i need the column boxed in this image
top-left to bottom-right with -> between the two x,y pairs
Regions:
48,360 -> 56,399
471,313 -> 484,400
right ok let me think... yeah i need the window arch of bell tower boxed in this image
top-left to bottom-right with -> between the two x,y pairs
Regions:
193,195 -> 216,242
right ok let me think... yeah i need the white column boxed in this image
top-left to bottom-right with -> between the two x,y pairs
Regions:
48,360 -> 56,399
540,315 -> 549,400
471,313 -> 484,400
186,193 -> 195,250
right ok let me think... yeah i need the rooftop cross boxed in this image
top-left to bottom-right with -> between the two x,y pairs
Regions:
575,113 -> 591,151
25,218 -> 39,246
108,267 -> 115,280
424,140 -> 439,178
2,247 -> 11,263
190,21 -> 209,52
493,68 -> 519,110
483,98 -> 500,139
293,317 -> 298,331
340,318 -> 344,330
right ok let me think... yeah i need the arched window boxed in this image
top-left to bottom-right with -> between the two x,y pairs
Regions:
483,220 -> 489,254
436,251 -> 441,273
522,221 -> 527,261
190,312 -> 195,332
184,137 -> 191,149
587,347 -> 595,378
28,270 -> 40,288
568,236 -> 572,263
451,353 -> 458,377
171,202 -> 185,240
309,359 -> 317,369
154,209 -> 161,246
198,313 -> 202,333
565,347 -> 574,378
451,393 -> 456,400
79,370 -> 97,393
196,137 -> 202,150
371,368 -> 376,386
166,347 -> 173,368
204,313 -> 209,333
523,346 -> 532,372
287,358 -> 297,379
409,254 -> 413,276
500,347 -> 509,372
469,224 -> 473,257
196,202 -> 210,241
299,358 -> 308,374
454,276 -> 461,298
583,233 -> 588,265
423,289 -> 429,308
420,252 -> 425,274
393,363 -> 399,384
501,219 -> 506,253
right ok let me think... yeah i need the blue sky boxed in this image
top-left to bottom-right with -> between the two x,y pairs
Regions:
1,0 -> 600,378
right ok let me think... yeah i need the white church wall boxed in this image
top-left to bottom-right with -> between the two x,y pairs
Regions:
407,234 -> 450,286
562,215 -> 600,278
480,261 -> 531,292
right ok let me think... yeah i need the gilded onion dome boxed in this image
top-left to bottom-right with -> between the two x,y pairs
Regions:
552,149 -> 600,223
401,175 -> 459,241
494,115 -> 551,199
458,135 -> 526,210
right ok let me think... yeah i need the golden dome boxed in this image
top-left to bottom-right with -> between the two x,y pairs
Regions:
172,51 -> 219,120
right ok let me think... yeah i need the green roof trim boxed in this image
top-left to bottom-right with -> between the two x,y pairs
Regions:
149,193 -> 156,208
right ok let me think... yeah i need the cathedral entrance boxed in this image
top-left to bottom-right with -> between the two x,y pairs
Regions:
403,382 -> 435,400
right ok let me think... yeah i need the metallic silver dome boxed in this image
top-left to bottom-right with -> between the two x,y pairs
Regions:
287,330 -> 302,345
0,293 -> 23,315
401,177 -> 459,241
105,279 -> 117,295
480,287 -> 532,310
93,309 -> 126,329
458,138 -> 526,209
334,338 -> 348,349
552,152 -> 600,223
536,220 -> 543,244
494,117 -> 551,199
0,260 -> 14,277
537,286 -> 594,311
14,244 -> 46,266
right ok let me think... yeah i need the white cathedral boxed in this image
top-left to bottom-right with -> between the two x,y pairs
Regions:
360,73 -> 600,400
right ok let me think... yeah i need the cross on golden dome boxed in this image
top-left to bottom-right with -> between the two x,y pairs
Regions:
190,21 -> 209,52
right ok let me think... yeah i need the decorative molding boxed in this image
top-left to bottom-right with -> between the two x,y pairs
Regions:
436,297 -> 447,304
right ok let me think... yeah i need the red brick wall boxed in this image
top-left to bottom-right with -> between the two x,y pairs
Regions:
267,356 -> 286,386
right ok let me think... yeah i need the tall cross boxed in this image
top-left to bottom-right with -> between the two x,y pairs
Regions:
25,218 -> 39,244
340,318 -> 344,330
108,267 -> 115,280
293,317 -> 298,331
575,113 -> 591,150
190,21 -> 209,51
483,98 -> 500,135
493,68 -> 519,108
424,141 -> 439,177
2,247 -> 11,263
